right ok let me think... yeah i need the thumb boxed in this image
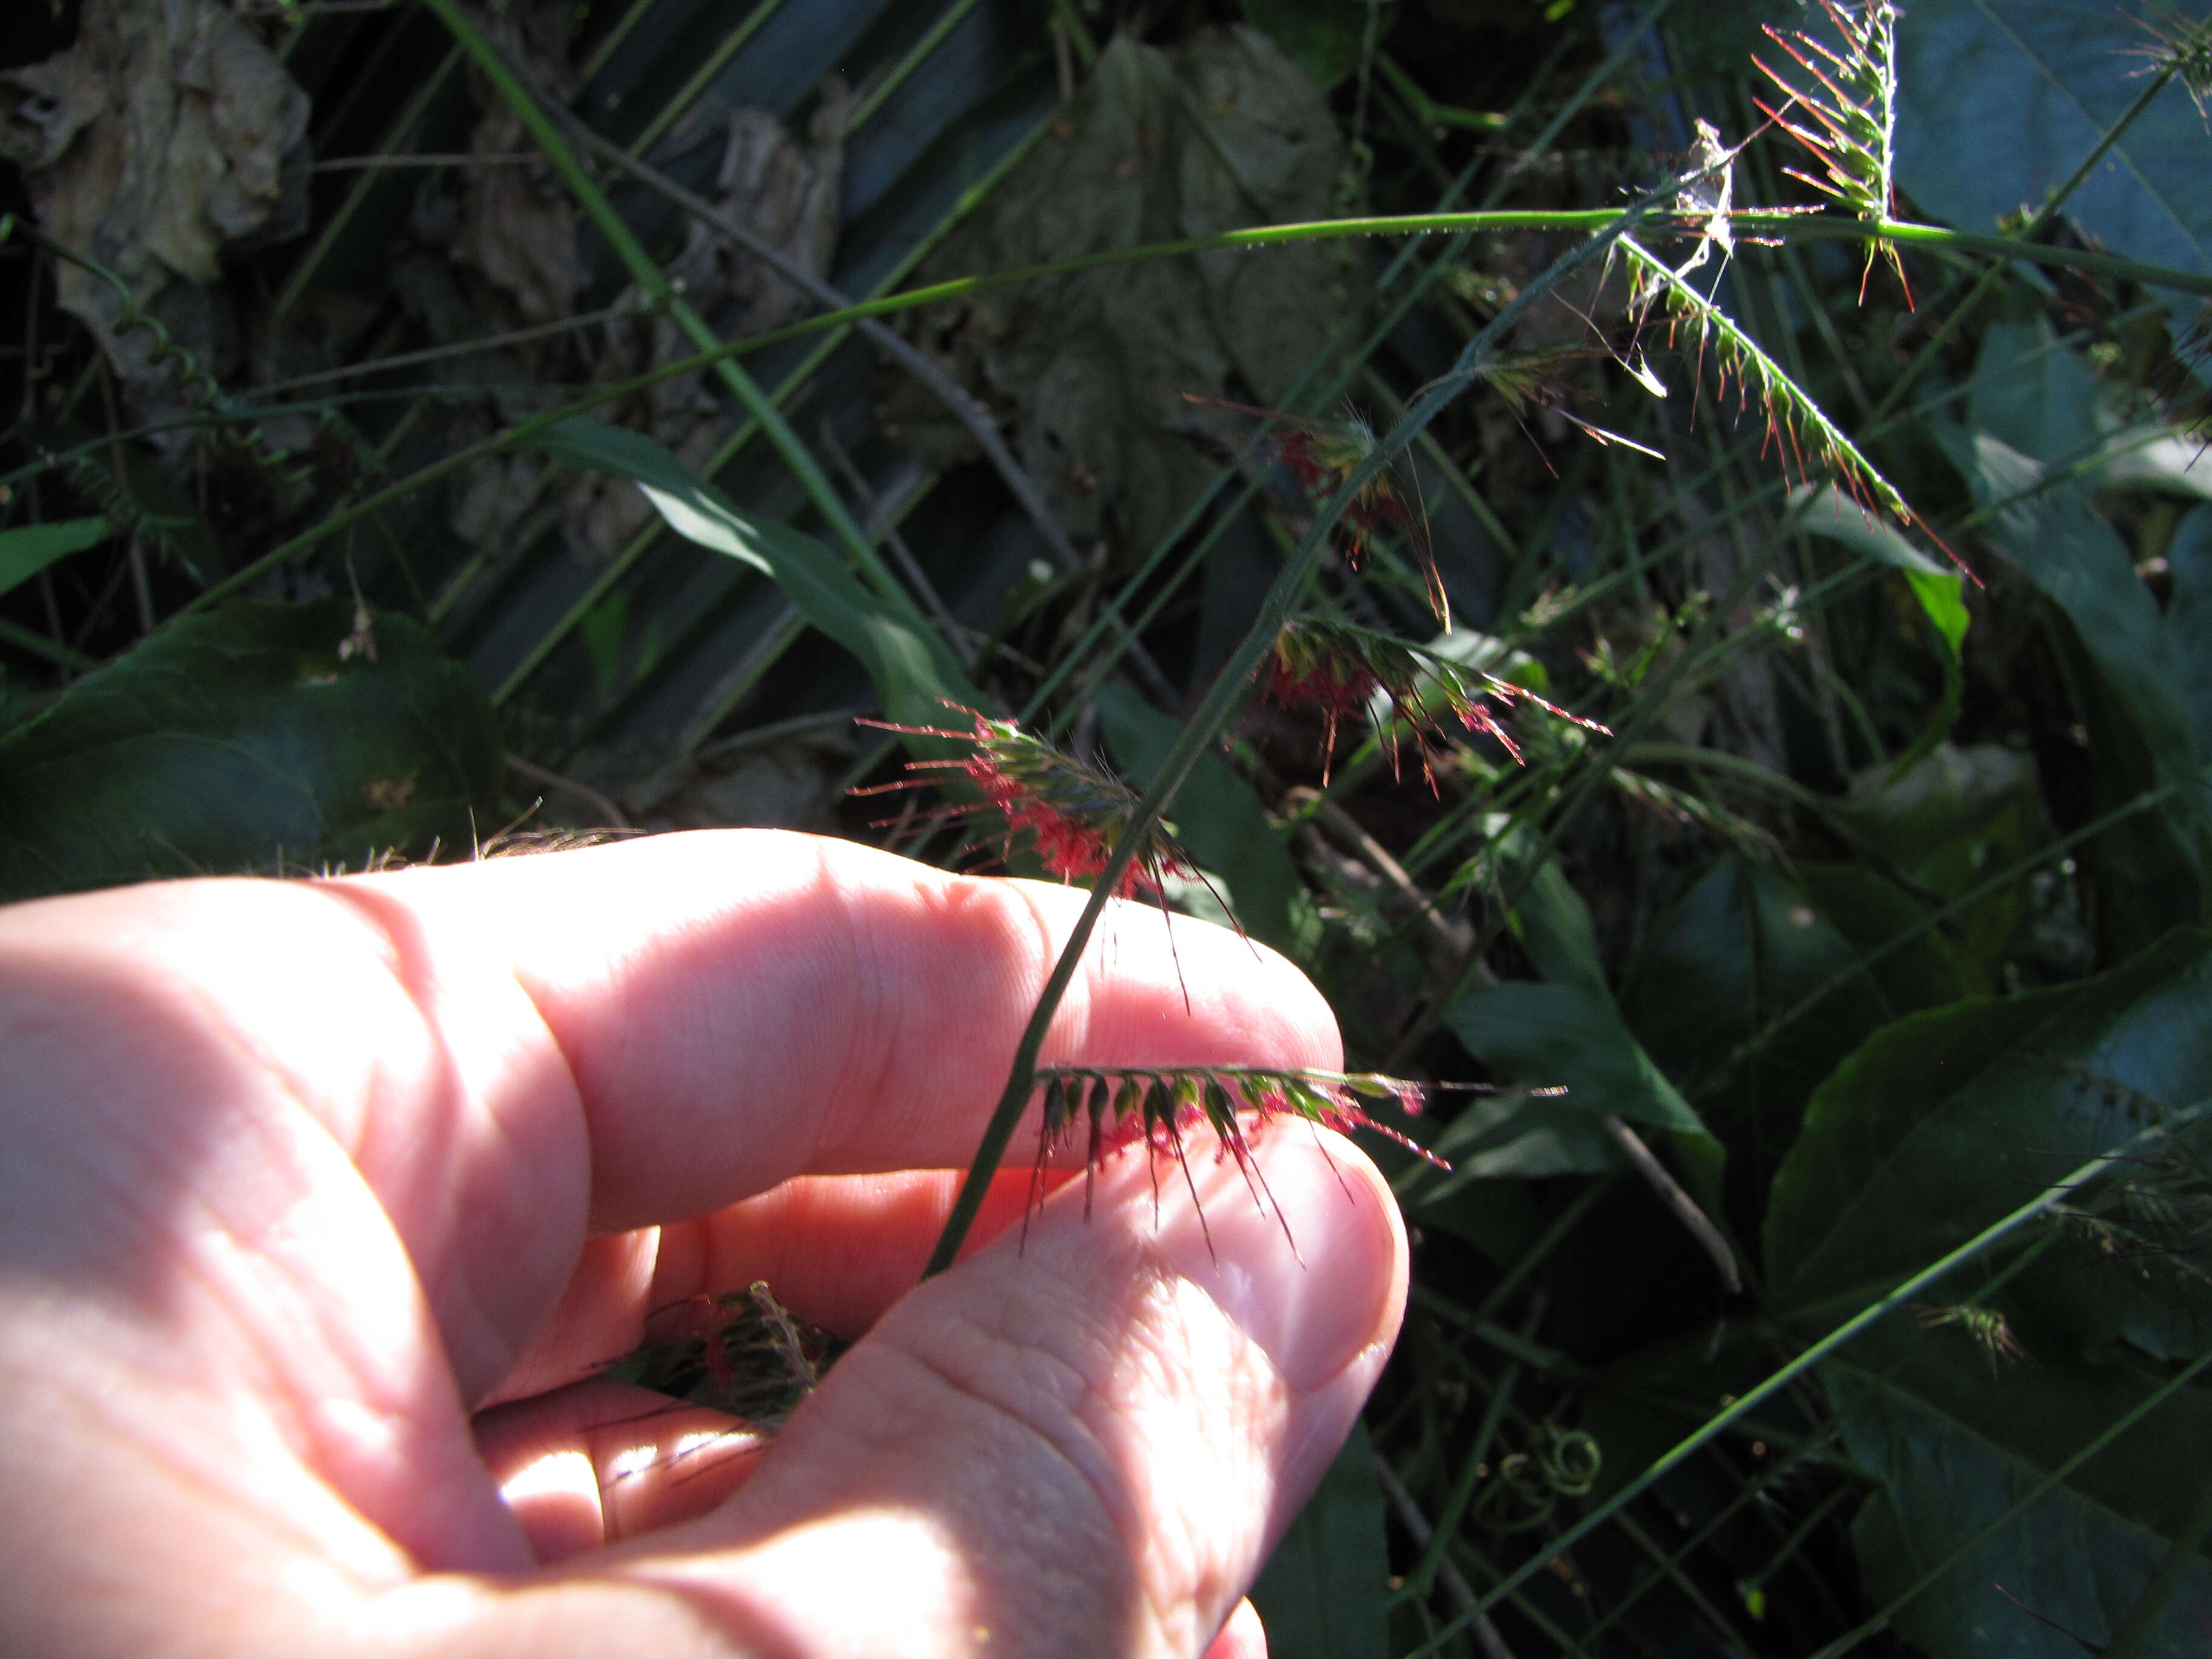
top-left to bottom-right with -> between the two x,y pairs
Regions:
722,1125 -> 1407,1658
413,1127 -> 1405,1659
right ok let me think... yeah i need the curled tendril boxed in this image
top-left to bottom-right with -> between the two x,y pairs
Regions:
0,213 -> 291,468
1472,1423 -> 1604,1535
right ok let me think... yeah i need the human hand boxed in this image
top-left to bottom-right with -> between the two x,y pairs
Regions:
0,831 -> 1407,1657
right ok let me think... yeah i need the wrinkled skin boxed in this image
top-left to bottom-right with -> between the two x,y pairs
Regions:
0,831 -> 1406,1658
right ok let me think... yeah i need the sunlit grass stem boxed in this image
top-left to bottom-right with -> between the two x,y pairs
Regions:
917,175 -> 1704,1278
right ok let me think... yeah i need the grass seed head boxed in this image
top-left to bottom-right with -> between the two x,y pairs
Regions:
1262,616 -> 1609,786
1752,0 -> 1911,303
858,705 -> 1198,899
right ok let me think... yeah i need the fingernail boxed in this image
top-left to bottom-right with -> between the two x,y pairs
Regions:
1144,1131 -> 1403,1393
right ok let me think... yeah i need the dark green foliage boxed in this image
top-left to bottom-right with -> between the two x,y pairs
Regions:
8,0 -> 2212,1652
0,598 -> 498,899
1770,936 -> 2212,1654
1252,1421 -> 1392,1659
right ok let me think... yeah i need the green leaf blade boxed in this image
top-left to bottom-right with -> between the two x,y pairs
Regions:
0,517 -> 108,600
0,600 -> 500,900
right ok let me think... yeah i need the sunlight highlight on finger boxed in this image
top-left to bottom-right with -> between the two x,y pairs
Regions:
478,1379 -> 771,1561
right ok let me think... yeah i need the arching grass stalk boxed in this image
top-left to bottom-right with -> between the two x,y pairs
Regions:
568,212 -> 2212,363
1401,1092 -> 2212,1657
172,186 -> 2212,615
1617,234 -> 1946,565
916,169 -> 1708,1279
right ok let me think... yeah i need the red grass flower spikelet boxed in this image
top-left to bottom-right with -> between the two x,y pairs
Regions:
1030,1064 -> 1453,1245
857,705 -> 1198,899
1751,0 -> 1910,305
1261,616 -> 1610,785
1179,393 -> 1446,622
1025,1064 -> 1564,1249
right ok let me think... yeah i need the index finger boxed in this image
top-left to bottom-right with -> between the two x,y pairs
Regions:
1,831 -> 1339,1409
335,831 -> 1341,1228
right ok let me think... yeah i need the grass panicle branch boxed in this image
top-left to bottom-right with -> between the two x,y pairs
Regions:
919,156 -> 1723,1281
855,707 -> 1199,900
1752,0 -> 1908,301
1262,615 -> 1609,786
1617,232 -> 1968,577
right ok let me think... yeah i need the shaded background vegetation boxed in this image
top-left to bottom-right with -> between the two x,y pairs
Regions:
7,0 -> 2212,1653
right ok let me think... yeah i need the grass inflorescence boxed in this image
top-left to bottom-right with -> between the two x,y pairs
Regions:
1752,0 -> 1910,301
1262,614 -> 1610,786
1617,233 -> 1969,578
1027,1063 -> 1536,1252
856,705 -> 1200,900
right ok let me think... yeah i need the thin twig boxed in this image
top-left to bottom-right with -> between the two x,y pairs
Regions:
126,531 -> 153,635
1371,1454 -> 1520,1659
310,152 -> 546,170
1598,1114 -> 1742,1295
505,756 -> 629,828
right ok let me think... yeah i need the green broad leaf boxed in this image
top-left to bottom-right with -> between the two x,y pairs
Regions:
1964,315 -> 2211,504
1449,853 -> 1720,1184
1966,319 -> 2105,472
2164,504 -> 2212,765
1093,681 -> 1312,957
1448,982 -> 1709,1146
1404,1172 -> 1538,1266
1767,929 -> 2212,1310
1511,855 -> 1607,997
1832,1325 -> 2212,1659
1902,566 -> 1969,661
0,517 -> 108,599
1250,1418 -> 1390,1659
2100,427 -> 2212,504
1835,743 -> 2044,985
1789,483 -> 1952,581
1415,1062 -> 1617,1182
1939,425 -> 2210,932
1766,933 -> 2212,1655
526,418 -> 977,726
1239,0 -> 1378,91
0,599 -> 499,900
1623,856 -> 1969,1143
1895,1 -> 2212,330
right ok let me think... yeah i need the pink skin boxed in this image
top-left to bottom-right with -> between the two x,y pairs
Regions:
0,831 -> 1406,1658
